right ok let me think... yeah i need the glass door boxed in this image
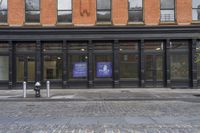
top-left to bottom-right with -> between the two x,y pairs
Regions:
144,54 -> 163,87
16,56 -> 35,83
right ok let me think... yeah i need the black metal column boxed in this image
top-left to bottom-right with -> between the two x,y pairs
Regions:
192,39 -> 198,88
140,40 -> 145,87
163,41 -> 167,87
113,40 -> 120,88
166,39 -> 171,88
62,40 -> 68,88
36,41 -> 41,83
88,40 -> 93,88
8,41 -> 13,89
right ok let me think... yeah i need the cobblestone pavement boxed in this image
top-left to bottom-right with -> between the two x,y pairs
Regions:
0,100 -> 200,133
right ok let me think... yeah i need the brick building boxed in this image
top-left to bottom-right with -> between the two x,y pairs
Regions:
0,0 -> 199,89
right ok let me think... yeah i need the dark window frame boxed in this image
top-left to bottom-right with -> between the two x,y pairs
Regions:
96,0 -> 112,23
128,0 -> 143,22
160,0 -> 176,22
0,0 -> 8,23
25,0 -> 40,23
192,0 -> 200,21
57,0 -> 72,23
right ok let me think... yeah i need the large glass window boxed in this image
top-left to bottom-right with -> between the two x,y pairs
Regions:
192,0 -> 200,21
43,55 -> 62,80
16,43 -> 36,53
43,43 -> 62,53
0,0 -> 7,23
160,0 -> 175,22
128,0 -> 143,22
196,41 -> 200,79
119,42 -> 138,79
57,0 -> 72,23
170,41 -> 189,80
0,56 -> 8,80
97,0 -> 111,22
25,0 -> 40,23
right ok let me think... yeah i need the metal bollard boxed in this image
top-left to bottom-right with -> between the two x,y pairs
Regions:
23,81 -> 26,98
46,81 -> 50,98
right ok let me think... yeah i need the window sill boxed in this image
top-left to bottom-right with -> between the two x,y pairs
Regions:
56,23 -> 73,27
24,23 -> 41,27
159,21 -> 177,25
0,23 -> 9,26
191,21 -> 200,24
96,22 -> 112,26
128,22 -> 144,25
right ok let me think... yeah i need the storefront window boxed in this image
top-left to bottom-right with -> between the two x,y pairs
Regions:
43,43 -> 62,53
144,41 -> 163,52
16,43 -> 36,52
170,41 -> 189,80
43,55 -> 62,80
0,56 -> 8,80
196,41 -> 200,79
69,55 -> 88,79
120,54 -> 138,79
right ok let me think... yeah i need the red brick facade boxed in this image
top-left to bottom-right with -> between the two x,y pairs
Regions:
41,0 -> 57,26
7,0 -> 195,26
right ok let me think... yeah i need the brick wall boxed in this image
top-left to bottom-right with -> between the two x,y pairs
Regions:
8,0 -> 24,26
112,0 -> 128,25
7,0 -> 194,26
73,0 -> 96,26
176,0 -> 192,25
41,0 -> 57,26
144,0 -> 160,25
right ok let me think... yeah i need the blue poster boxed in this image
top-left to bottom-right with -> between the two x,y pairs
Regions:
73,62 -> 87,78
96,62 -> 112,77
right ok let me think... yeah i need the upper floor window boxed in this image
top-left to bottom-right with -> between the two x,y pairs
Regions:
57,0 -> 72,23
96,0 -> 111,22
192,0 -> 200,21
128,0 -> 143,22
0,0 -> 7,23
25,0 -> 40,23
160,0 -> 175,22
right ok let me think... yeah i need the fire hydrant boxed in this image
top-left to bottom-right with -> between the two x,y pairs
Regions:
34,82 -> 41,97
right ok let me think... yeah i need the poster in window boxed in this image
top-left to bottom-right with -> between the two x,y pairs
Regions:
96,62 -> 112,77
73,62 -> 87,78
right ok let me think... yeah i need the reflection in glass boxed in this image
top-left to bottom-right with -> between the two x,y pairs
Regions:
120,54 -> 138,79
97,0 -> 111,22
43,43 -> 62,53
16,43 -> 36,52
0,43 -> 9,52
97,0 -> 110,10
144,41 -> 163,52
0,0 -> 7,23
94,43 -> 112,50
0,0 -> 7,10
26,0 -> 39,10
69,55 -> 88,79
69,43 -> 88,51
160,0 -> 175,22
43,56 -> 62,80
128,0 -> 142,9
119,42 -> 138,51
0,56 -> 8,80
25,11 -> 40,23
192,0 -> 200,20
156,56 -> 163,80
128,11 -> 143,22
97,11 -> 111,22
170,54 -> 188,80
58,11 -> 72,23
145,55 -> 153,80
58,0 -> 71,10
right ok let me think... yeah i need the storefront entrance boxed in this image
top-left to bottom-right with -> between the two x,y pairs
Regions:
144,41 -> 164,87
16,56 -> 35,85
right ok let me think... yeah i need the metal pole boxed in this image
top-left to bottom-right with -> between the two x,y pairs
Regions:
46,81 -> 50,98
23,81 -> 26,98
